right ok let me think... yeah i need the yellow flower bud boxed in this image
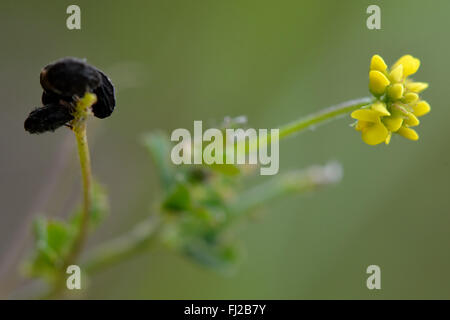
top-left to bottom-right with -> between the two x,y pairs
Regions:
387,83 -> 404,100
406,82 -> 429,93
370,54 -> 388,72
397,127 -> 419,141
371,101 -> 390,116
405,113 -> 420,127
393,55 -> 420,77
402,92 -> 419,104
382,116 -> 403,132
412,101 -> 431,117
389,65 -> 403,83
369,70 -> 390,95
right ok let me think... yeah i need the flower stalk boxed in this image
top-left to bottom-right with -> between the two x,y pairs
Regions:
45,94 -> 97,298
65,93 -> 97,266
83,218 -> 160,274
68,120 -> 92,265
277,97 -> 373,140
244,97 -> 373,153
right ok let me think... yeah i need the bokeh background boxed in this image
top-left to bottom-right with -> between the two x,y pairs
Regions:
1,0 -> 449,299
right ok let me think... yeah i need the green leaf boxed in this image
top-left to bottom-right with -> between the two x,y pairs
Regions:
25,181 -> 109,282
162,183 -> 191,212
25,217 -> 76,281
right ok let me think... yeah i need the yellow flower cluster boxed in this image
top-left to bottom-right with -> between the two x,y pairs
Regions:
351,55 -> 430,145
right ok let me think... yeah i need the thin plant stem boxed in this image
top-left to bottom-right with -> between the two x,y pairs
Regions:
229,162 -> 342,215
277,97 -> 373,139
240,97 -> 373,154
45,94 -> 96,299
67,122 -> 92,265
83,218 -> 160,274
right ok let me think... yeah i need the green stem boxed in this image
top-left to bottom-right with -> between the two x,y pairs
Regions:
83,218 -> 160,274
277,97 -> 373,139
45,93 -> 96,299
228,162 -> 342,224
241,97 -> 372,153
67,122 -> 92,265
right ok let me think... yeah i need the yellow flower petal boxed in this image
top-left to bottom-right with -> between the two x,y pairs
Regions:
382,116 -> 403,132
385,132 -> 392,145
406,82 -> 429,93
369,70 -> 390,95
402,92 -> 419,104
412,101 -> 431,117
387,83 -> 404,100
393,55 -> 420,77
389,65 -> 403,83
397,127 -> 419,141
405,112 -> 420,127
351,109 -> 381,122
355,120 -> 371,131
361,122 -> 389,145
370,55 -> 388,72
371,101 -> 390,116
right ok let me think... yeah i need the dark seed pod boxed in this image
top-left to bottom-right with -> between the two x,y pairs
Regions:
40,63 -> 116,119
24,104 -> 74,134
40,57 -> 101,98
91,69 -> 116,119
41,90 -> 73,105
25,58 -> 116,135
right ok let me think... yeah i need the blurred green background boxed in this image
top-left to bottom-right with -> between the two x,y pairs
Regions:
1,0 -> 449,299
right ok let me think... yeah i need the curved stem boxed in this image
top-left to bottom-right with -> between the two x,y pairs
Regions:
242,97 -> 372,154
277,97 -> 373,139
83,218 -> 160,274
64,93 -> 97,269
229,162 -> 342,215
45,94 -> 96,299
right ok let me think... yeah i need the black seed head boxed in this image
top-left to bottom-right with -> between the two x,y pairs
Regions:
25,58 -> 116,135
40,59 -> 116,119
40,57 -> 101,98
41,90 -> 73,105
91,70 -> 116,119
24,104 -> 74,134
